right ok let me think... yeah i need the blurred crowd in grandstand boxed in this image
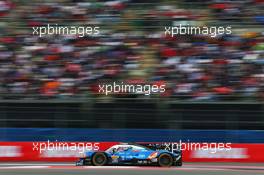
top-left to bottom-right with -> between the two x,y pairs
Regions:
0,0 -> 263,101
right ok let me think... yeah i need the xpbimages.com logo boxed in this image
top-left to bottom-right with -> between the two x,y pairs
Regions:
98,82 -> 166,96
32,141 -> 100,154
164,24 -> 232,38
32,24 -> 100,37
153,141 -> 232,154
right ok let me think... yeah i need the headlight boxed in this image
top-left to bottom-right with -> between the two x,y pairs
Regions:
148,152 -> 158,159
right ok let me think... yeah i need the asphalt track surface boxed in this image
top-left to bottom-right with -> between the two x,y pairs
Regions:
0,163 -> 263,175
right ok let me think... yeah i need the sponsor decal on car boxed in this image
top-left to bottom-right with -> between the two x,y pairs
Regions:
111,155 -> 119,159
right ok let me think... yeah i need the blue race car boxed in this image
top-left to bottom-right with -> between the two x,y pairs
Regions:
76,143 -> 182,167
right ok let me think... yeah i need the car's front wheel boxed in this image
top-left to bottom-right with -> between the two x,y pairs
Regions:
92,152 -> 108,166
158,153 -> 173,167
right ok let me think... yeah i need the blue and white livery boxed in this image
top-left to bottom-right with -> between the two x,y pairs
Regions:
76,143 -> 182,167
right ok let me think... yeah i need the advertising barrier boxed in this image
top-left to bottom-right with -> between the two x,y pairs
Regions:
183,144 -> 264,162
0,142 -> 263,162
0,142 -> 117,162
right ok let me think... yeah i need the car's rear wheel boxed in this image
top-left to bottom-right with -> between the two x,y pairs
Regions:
158,153 -> 173,167
92,152 -> 107,166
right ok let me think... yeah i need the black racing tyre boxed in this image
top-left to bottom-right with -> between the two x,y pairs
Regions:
92,152 -> 108,166
158,153 -> 173,167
